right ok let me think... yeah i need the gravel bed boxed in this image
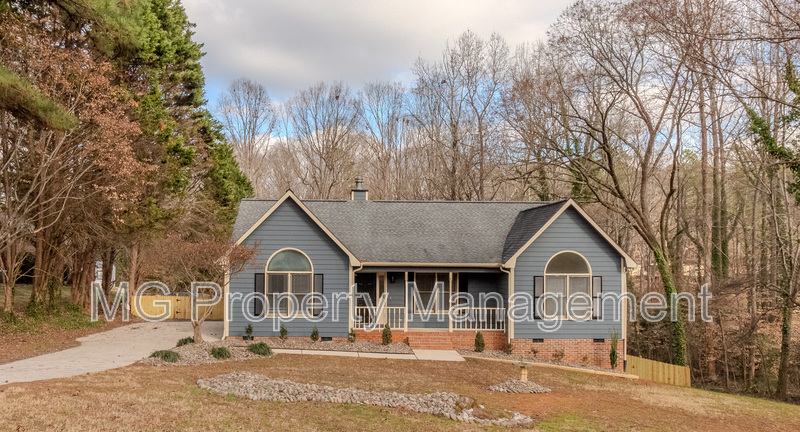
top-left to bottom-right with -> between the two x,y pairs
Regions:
139,339 -> 268,366
198,371 -> 533,427
264,339 -> 412,354
457,349 -> 628,374
489,379 -> 551,394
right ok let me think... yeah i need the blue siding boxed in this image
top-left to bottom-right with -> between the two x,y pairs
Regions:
229,200 -> 351,338
513,207 -> 624,339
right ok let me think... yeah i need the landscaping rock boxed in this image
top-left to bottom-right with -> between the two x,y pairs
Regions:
198,371 -> 533,427
266,339 -> 412,354
139,339 -> 265,366
489,379 -> 551,394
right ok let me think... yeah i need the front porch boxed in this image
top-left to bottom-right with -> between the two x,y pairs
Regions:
351,268 -> 509,347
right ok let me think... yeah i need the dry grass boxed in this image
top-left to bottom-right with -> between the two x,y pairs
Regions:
1,355 -> 799,431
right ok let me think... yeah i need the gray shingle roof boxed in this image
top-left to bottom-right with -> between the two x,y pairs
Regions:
501,201 -> 568,262
232,198 -> 568,264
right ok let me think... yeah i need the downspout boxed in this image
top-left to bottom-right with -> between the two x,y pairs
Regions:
500,264 -> 513,343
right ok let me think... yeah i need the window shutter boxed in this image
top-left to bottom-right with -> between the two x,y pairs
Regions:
313,274 -> 324,316
592,276 -> 602,319
533,276 -> 544,319
254,273 -> 265,316
314,274 -> 324,294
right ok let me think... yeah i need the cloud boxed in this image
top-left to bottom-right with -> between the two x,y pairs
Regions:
184,0 -> 567,103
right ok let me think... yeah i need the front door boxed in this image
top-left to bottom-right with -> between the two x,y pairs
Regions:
355,272 -> 388,326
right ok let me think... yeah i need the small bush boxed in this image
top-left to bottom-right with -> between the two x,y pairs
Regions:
211,347 -> 231,360
610,331 -> 619,370
177,337 -> 194,347
348,328 -> 356,343
502,341 -> 514,355
382,323 -> 392,345
55,306 -> 102,330
530,348 -> 538,358
279,324 -> 288,341
151,350 -> 180,363
552,349 -> 565,362
25,302 -> 47,321
248,342 -> 272,357
2,311 -> 18,325
245,324 -> 253,339
310,326 -> 320,342
474,331 -> 485,352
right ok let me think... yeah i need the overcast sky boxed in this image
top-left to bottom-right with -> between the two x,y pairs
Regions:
183,1 -> 568,105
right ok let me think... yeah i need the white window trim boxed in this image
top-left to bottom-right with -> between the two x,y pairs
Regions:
265,248 -> 314,317
543,251 -> 593,320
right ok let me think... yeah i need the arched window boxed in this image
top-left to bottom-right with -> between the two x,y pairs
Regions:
266,249 -> 313,313
544,251 -> 592,319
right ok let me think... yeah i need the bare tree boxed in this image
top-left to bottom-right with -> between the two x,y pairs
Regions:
283,81 -> 361,199
409,31 -> 509,201
216,78 -> 277,198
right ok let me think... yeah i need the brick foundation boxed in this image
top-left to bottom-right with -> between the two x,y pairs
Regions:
510,338 -> 625,368
251,332 -> 623,368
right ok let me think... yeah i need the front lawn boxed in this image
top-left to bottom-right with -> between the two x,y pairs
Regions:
1,354 -> 798,431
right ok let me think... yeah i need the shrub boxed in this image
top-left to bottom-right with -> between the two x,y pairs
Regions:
150,350 -> 180,363
245,324 -> 253,339
2,311 -> 18,325
248,342 -> 272,357
25,302 -> 47,321
552,349 -> 565,362
211,347 -> 231,360
279,324 -> 288,341
382,323 -> 392,345
502,341 -> 514,355
474,332 -> 485,352
530,348 -> 538,358
610,331 -> 619,370
310,326 -> 320,342
348,328 -> 356,343
177,337 -> 194,347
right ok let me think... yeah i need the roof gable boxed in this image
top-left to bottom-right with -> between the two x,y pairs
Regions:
235,191 -> 360,266
502,199 -> 636,268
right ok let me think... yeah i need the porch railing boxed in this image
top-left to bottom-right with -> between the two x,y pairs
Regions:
450,307 -> 506,331
353,306 -> 406,330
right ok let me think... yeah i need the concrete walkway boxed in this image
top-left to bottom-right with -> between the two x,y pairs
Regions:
0,322 -> 464,386
273,349 -> 418,359
0,321 -> 223,385
272,348 -> 464,362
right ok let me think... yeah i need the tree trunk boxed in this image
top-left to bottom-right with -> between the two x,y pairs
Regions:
776,289 -> 793,400
192,320 -> 204,343
128,242 -> 141,297
653,245 -> 687,366
102,247 -> 116,296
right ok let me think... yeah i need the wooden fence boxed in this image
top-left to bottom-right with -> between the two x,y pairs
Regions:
130,295 -> 224,320
626,355 -> 691,387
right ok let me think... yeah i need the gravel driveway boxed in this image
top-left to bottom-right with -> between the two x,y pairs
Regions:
0,321 -> 222,385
